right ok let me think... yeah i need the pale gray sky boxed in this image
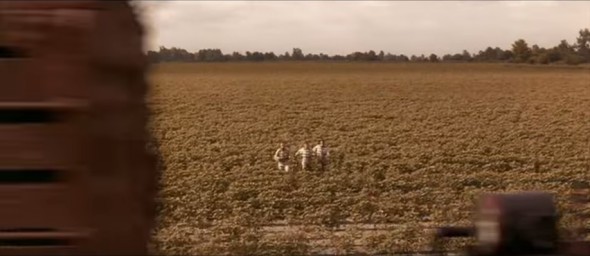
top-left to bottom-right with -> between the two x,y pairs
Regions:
140,1 -> 590,56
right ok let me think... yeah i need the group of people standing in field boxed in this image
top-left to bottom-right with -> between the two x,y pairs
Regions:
273,140 -> 330,172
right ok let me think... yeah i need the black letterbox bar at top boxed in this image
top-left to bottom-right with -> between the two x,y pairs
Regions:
0,169 -> 59,184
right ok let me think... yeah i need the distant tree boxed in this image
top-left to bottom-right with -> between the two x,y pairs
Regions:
475,47 -> 510,62
279,51 -> 291,61
576,28 -> 590,62
332,55 -> 346,61
156,46 -> 195,62
146,28 -> 590,65
529,44 -> 547,64
246,51 -> 265,61
305,53 -> 321,61
147,50 -> 160,63
576,28 -> 590,48
383,53 -> 409,62
367,50 -> 378,61
429,53 -> 439,62
292,48 -> 304,60
565,54 -> 585,65
263,52 -> 277,61
511,39 -> 532,63
230,52 -> 245,61
536,52 -> 551,64
554,39 -> 583,65
462,50 -> 472,61
497,47 -> 512,61
157,46 -> 171,61
196,49 -> 225,62
347,52 -> 364,61
383,53 -> 394,61
544,48 -> 561,63
474,47 -> 494,62
557,40 -> 574,53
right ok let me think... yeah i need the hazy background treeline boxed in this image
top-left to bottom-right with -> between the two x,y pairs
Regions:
147,28 -> 590,65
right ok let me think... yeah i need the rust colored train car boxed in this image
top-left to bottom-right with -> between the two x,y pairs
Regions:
0,1 -> 156,255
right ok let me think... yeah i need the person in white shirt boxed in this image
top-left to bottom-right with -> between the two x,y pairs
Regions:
295,142 -> 312,171
312,139 -> 330,171
273,142 -> 290,172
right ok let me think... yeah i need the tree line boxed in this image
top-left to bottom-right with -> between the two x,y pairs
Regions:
147,28 -> 590,65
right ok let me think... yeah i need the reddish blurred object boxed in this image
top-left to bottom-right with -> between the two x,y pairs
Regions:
0,1 -> 156,255
433,191 -> 590,256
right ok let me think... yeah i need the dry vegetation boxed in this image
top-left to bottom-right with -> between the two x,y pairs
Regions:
148,63 -> 590,255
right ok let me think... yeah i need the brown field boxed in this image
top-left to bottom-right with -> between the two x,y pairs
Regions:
148,62 -> 590,255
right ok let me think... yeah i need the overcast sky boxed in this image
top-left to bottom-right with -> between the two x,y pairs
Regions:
140,1 -> 590,56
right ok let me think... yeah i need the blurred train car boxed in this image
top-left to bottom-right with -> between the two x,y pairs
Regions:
432,191 -> 590,256
0,1 -> 157,255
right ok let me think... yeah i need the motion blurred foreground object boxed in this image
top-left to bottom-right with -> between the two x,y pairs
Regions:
432,192 -> 590,256
0,1 -> 156,255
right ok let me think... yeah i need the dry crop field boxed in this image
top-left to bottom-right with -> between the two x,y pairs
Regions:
148,62 -> 590,255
